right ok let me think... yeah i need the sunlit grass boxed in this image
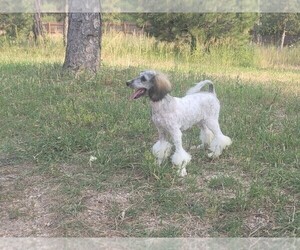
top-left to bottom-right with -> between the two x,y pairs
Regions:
1,32 -> 299,95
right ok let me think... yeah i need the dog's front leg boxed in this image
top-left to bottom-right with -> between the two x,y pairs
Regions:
170,129 -> 191,177
152,130 -> 172,165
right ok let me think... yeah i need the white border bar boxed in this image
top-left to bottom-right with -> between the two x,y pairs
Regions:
0,238 -> 299,250
0,0 -> 300,13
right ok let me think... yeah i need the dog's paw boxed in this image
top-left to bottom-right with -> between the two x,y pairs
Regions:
208,152 -> 218,158
177,167 -> 187,177
171,150 -> 191,166
190,145 -> 203,150
152,140 -> 172,164
208,136 -> 232,158
172,150 -> 191,177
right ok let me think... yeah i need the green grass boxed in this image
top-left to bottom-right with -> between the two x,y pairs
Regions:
0,35 -> 299,237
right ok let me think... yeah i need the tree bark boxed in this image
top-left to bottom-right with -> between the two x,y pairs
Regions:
190,33 -> 197,54
63,1 -> 69,47
280,27 -> 286,50
33,0 -> 44,43
63,3 -> 101,73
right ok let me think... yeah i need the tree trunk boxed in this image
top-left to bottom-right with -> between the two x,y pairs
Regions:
33,0 -> 44,43
190,33 -> 197,54
280,27 -> 286,50
63,3 -> 102,73
63,1 -> 69,47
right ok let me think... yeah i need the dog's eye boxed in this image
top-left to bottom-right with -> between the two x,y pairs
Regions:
141,75 -> 147,82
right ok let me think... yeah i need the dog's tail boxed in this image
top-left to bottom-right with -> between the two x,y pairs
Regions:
186,80 -> 215,96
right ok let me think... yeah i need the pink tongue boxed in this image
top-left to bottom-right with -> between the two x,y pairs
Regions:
130,89 -> 145,99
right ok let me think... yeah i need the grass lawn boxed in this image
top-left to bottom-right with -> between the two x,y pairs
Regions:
0,40 -> 299,237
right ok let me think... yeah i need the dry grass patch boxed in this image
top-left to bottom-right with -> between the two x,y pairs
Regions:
77,189 -> 132,237
0,164 -> 63,236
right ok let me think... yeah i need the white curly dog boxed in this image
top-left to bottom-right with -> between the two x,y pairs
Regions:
126,70 -> 232,177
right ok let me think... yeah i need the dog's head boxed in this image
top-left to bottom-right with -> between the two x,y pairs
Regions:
126,70 -> 172,102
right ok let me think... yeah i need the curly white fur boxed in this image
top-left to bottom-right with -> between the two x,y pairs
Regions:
126,71 -> 232,177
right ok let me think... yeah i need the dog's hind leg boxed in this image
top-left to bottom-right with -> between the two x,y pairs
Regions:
199,124 -> 214,149
190,124 -> 214,150
169,128 -> 191,177
152,130 -> 172,165
205,119 -> 232,158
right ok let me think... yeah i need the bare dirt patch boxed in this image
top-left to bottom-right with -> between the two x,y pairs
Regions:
74,189 -> 132,236
0,164 -> 62,236
245,211 -> 274,236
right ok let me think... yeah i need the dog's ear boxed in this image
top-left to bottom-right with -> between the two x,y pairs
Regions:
148,73 -> 172,102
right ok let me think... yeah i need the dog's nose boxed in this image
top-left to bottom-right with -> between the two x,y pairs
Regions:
126,80 -> 132,86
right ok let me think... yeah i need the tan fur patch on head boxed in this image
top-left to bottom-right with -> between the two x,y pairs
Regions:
149,73 -> 172,102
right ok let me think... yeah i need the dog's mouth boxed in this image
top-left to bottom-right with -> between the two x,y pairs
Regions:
130,88 -> 147,100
